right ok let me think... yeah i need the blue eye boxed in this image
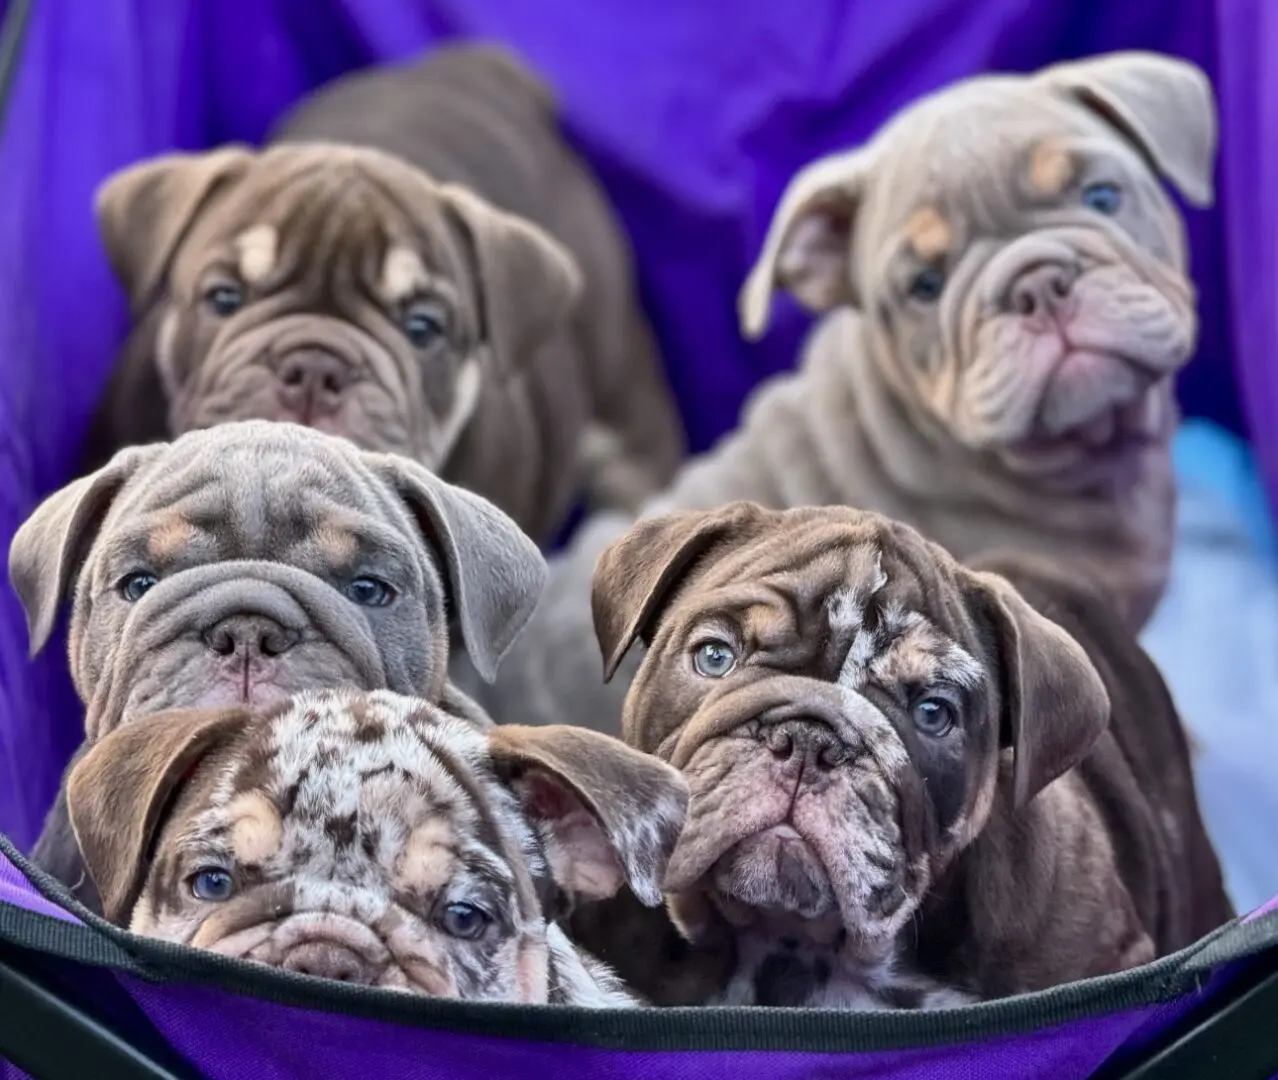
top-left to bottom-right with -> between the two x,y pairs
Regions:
401,302 -> 447,348
204,284 -> 245,317
912,697 -> 957,737
344,576 -> 396,607
189,868 -> 235,902
908,266 -> 946,303
119,571 -> 159,602
1081,182 -> 1122,215
438,901 -> 490,940
693,640 -> 737,678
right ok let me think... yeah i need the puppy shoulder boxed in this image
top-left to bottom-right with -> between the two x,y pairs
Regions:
545,923 -> 638,1007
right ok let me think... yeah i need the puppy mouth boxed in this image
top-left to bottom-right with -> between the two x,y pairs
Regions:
709,824 -> 837,922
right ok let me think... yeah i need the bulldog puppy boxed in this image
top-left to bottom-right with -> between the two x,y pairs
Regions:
7,420 -> 546,911
579,503 -> 1231,1007
463,50 -> 1216,731
65,687 -> 689,1005
82,45 -> 683,542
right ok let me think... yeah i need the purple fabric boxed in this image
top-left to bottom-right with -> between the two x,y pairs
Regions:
0,0 -> 1273,850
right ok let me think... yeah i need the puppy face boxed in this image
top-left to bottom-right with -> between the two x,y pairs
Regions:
740,53 -> 1215,485
7,420 -> 547,739
96,144 -> 581,466
591,503 -> 1109,1004
65,688 -> 688,1004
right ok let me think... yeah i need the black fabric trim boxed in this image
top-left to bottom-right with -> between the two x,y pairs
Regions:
1,834 -> 1275,1053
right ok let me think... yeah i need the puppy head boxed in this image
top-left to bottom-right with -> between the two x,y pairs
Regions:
740,52 -> 1215,484
65,687 -> 687,1002
96,143 -> 582,467
592,503 -> 1109,981
6,420 -> 546,739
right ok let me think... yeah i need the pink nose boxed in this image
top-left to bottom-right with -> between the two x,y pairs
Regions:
280,941 -> 379,985
1005,263 -> 1078,317
276,351 -> 355,418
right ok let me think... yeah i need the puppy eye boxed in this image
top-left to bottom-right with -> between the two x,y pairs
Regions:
118,571 -> 159,603
907,266 -> 946,303
1081,181 -> 1122,216
189,868 -> 235,902
401,301 -> 448,348
693,640 -> 737,678
203,284 -> 245,317
911,696 -> 958,737
344,576 -> 397,607
438,901 -> 491,940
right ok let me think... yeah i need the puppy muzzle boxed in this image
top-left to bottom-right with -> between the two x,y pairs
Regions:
662,676 -> 913,935
82,561 -> 389,739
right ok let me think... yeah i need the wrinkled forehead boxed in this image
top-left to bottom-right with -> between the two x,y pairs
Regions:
99,432 -> 416,567
182,149 -> 464,305
187,692 -> 508,869
863,79 -> 1153,256
685,521 -> 985,687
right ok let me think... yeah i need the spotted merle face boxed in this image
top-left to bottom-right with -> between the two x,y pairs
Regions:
65,687 -> 689,1006
591,502 -> 1109,1006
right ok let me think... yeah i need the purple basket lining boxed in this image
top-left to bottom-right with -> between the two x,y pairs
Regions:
2,833 -> 1276,1055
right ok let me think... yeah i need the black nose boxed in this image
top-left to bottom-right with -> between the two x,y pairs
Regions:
202,615 -> 299,658
1005,262 -> 1079,317
281,942 -> 378,985
761,719 -> 847,772
276,350 -> 355,418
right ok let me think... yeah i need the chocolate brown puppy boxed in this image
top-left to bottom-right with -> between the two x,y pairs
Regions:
463,50 -> 1216,731
66,687 -> 688,1005
83,45 -> 684,542
8,420 -> 546,910
580,503 -> 1231,1007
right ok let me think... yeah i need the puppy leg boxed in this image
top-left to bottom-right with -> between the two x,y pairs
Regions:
29,786 -> 102,914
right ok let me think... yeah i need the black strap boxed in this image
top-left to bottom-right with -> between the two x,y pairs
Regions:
1092,951 -> 1278,1080
0,937 -> 203,1080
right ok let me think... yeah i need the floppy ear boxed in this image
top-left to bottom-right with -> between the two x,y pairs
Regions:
738,147 -> 871,340
488,724 -> 689,907
95,146 -> 255,309
8,444 -> 166,655
440,184 -> 584,379
1037,51 -> 1217,208
970,571 -> 1110,809
591,503 -> 758,681
371,454 -> 547,683
65,707 -> 249,925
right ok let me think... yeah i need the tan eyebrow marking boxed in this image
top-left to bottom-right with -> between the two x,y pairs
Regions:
234,225 -> 278,284
228,791 -> 285,864
1028,139 -> 1076,198
380,246 -> 430,304
147,510 -> 196,561
397,818 -> 458,894
871,602 -> 984,691
904,206 -> 952,262
314,520 -> 358,565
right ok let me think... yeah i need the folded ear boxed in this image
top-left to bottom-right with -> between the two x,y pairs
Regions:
738,147 -> 871,341
591,503 -> 760,681
95,147 -> 255,309
488,724 -> 689,907
1037,51 -> 1217,208
65,707 -> 249,924
371,454 -> 547,683
440,184 -> 583,379
8,444 -> 166,655
969,571 -> 1110,809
